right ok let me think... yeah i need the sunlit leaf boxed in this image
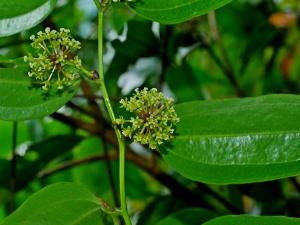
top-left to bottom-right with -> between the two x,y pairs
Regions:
163,95 -> 300,184
0,0 -> 57,37
128,0 -> 232,24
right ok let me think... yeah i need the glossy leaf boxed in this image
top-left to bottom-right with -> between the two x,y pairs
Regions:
128,0 -> 232,24
203,215 -> 300,225
163,95 -> 300,184
0,59 -> 80,121
0,0 -> 57,37
0,183 -> 109,225
156,208 -> 217,225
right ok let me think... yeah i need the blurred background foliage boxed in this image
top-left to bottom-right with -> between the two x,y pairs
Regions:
0,0 -> 300,223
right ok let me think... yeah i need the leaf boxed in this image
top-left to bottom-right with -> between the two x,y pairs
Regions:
166,63 -> 204,103
0,0 -> 57,37
155,208 -> 217,225
0,182 -> 110,225
128,0 -> 232,24
203,215 -> 300,225
71,137 -> 109,195
137,196 -> 188,225
0,59 -> 80,121
162,95 -> 300,184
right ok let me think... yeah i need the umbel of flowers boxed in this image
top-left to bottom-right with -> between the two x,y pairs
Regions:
116,88 -> 180,149
24,28 -> 87,90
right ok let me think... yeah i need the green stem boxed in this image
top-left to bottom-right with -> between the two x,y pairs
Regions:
65,61 -> 93,80
100,206 -> 121,225
96,9 -> 132,225
93,0 -> 101,10
0,59 -> 14,64
112,215 -> 120,225
78,65 -> 93,79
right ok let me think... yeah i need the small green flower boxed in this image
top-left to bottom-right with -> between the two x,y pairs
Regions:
24,27 -> 90,91
116,88 -> 180,150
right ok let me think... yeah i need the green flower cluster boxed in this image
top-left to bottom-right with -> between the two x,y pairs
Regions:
24,28 -> 84,90
116,88 -> 180,150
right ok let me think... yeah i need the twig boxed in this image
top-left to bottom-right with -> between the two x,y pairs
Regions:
196,183 -> 242,214
290,177 -> 300,193
37,152 -> 118,178
158,25 -> 172,91
51,112 -> 100,134
9,122 -> 18,212
74,94 -> 121,102
66,101 -> 101,119
51,112 -> 120,150
208,12 -> 243,97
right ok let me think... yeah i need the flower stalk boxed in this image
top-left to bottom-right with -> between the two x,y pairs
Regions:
95,6 -> 132,225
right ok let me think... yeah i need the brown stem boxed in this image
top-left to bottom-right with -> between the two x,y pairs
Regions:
158,25 -> 172,91
66,101 -> 101,119
74,94 -> 121,102
290,177 -> 300,193
37,151 -> 118,178
51,112 -> 120,148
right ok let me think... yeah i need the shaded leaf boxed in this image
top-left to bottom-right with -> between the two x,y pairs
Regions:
0,59 -> 80,121
203,215 -> 300,225
155,208 -> 217,225
166,62 -> 204,103
137,196 -> 188,225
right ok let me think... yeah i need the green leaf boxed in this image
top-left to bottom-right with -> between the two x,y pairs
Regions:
128,0 -> 232,24
166,63 -> 204,103
0,59 -> 80,121
0,0 -> 57,37
137,196 -> 188,225
163,95 -> 300,184
0,182 -> 110,225
203,215 -> 300,225
155,208 -> 217,225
